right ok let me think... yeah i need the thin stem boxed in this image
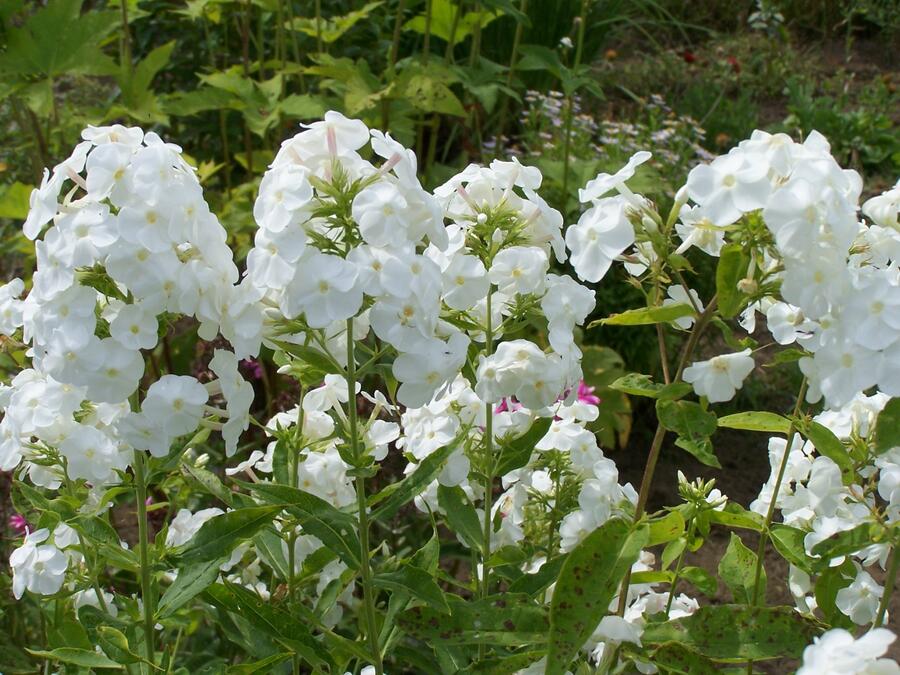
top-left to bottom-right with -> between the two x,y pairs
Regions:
494,0 -> 527,149
120,0 -> 132,71
346,319 -> 383,675
617,297 -> 719,618
664,518 -> 696,616
560,0 -> 590,211
478,291 -> 495,660
875,546 -> 898,628
133,450 -> 156,666
744,377 -> 807,675
314,0 -> 324,54
749,377 -> 808,606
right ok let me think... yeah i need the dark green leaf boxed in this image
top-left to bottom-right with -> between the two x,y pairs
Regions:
438,484 -> 483,552
371,443 -> 456,519
25,648 -> 122,669
495,417 -> 553,477
642,605 -> 822,661
873,398 -> 900,454
157,557 -> 226,618
374,564 -> 449,613
243,481 -> 361,569
546,519 -> 649,674
177,506 -> 281,564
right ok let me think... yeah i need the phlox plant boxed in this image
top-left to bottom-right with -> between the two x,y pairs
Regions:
0,111 -> 899,675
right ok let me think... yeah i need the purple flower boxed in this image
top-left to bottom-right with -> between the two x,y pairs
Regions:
241,358 -> 264,380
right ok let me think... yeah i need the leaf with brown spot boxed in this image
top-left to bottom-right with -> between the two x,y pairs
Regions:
545,518 -> 649,674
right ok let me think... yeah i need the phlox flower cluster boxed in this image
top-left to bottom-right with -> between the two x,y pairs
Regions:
751,392 -> 899,627
677,131 -> 900,408
0,124 -> 260,598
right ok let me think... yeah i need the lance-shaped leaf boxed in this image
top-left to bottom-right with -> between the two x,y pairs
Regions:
718,533 -> 764,604
373,564 -> 450,613
176,505 -> 281,564
156,557 -> 227,618
242,481 -> 361,569
590,303 -> 694,327
495,417 -> 553,477
717,411 -> 791,434
716,243 -> 750,318
370,443 -> 456,519
873,398 -> 900,454
546,518 -> 649,674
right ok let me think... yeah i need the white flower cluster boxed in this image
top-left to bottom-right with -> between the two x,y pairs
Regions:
751,392 -> 898,627
677,131 -> 900,408
247,111 -> 591,411
0,124 -> 261,597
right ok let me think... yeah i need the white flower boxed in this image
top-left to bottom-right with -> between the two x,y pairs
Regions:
10,529 -> 68,599
303,373 -> 359,413
579,151 -> 651,203
442,254 -> 489,311
488,246 -> 548,296
0,278 -> 25,336
366,420 -> 400,461
73,588 -> 118,617
675,205 -> 725,256
797,628 -> 899,675
686,150 -> 771,225
836,569 -> 884,625
141,375 -> 209,437
165,508 -> 224,547
109,302 -> 159,350
682,349 -> 755,403
393,333 -> 470,408
662,284 -> 701,329
566,197 -> 634,283
59,424 -> 126,484
282,251 -> 362,328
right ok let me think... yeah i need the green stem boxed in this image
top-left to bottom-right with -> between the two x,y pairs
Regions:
133,450 -> 156,666
560,0 -> 590,212
120,0 -> 132,71
478,291 -> 495,660
494,0 -> 527,154
346,319 -> 383,675
875,546 -> 898,628
744,377 -> 807,675
664,518 -> 696,616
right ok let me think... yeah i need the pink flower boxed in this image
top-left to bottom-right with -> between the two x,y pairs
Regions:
495,397 -> 524,414
577,380 -> 601,406
9,514 -> 27,534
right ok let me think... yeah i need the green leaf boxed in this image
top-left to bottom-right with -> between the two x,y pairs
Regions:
546,518 -> 649,674
641,605 -> 822,661
681,566 -> 718,596
810,523 -> 883,564
800,421 -> 854,481
157,557 -> 226,618
873,398 -> 900,454
717,411 -> 791,434
656,400 -> 720,468
716,243 -> 750,318
226,653 -> 293,674
205,582 -> 330,668
243,481 -> 361,569
0,182 -> 32,220
398,72 -> 466,116
610,374 -> 692,401
591,303 -> 694,327
26,648 -> 122,669
0,0 -> 119,80
814,562 -> 855,627
718,533 -> 764,604
437,484 -> 483,552
403,0 -> 501,45
770,524 -> 814,573
182,462 -> 234,506
644,642 -> 719,674
495,417 -> 553,477
287,2 -> 383,43
177,505 -> 281,564
706,503 -> 764,531
398,594 -> 547,646
646,511 -> 686,546
507,554 -> 568,597
370,443 -> 456,519
374,564 -> 450,613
